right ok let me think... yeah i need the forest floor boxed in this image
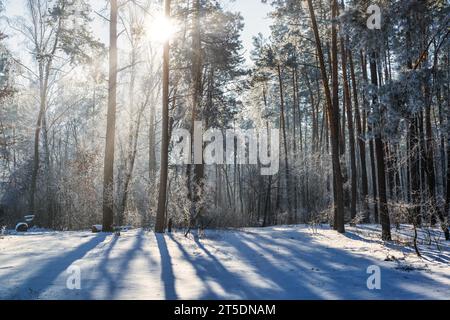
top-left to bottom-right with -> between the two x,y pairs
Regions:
0,224 -> 449,300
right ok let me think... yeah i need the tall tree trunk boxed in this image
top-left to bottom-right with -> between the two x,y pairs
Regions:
424,83 -> 438,225
187,0 -> 204,231
444,47 -> 450,240
430,48 -> 449,240
341,39 -> 357,220
292,68 -> 298,219
306,0 -> 345,233
446,82 -> 450,239
360,50 -> 379,222
349,50 -> 369,221
370,53 -> 391,241
102,0 -> 118,232
155,0 -> 171,233
277,64 -> 292,223
262,92 -> 272,227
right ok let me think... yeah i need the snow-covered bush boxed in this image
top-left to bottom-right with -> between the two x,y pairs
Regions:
54,149 -> 102,230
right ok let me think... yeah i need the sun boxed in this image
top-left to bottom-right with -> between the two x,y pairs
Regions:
146,12 -> 178,44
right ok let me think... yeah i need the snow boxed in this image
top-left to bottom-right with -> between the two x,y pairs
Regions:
0,224 -> 448,300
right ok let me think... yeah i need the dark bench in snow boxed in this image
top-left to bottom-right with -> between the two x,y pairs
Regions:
92,225 -> 103,233
15,222 -> 28,232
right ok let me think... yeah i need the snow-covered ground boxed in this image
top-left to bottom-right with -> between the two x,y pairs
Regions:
0,224 -> 449,300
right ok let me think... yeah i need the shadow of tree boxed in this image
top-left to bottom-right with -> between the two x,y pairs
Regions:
85,230 -> 152,299
3,233 -> 108,299
168,233 -> 256,299
163,228 -> 449,300
344,227 -> 450,264
4,228 -> 448,300
155,233 -> 178,300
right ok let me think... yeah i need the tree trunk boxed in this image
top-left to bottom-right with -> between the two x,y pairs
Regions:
370,53 -> 391,241
349,50 -> 369,221
424,83 -> 438,225
277,64 -> 292,222
187,0 -> 204,231
341,40 -> 357,220
446,83 -> 450,239
360,50 -> 379,222
292,68 -> 298,219
102,0 -> 118,232
306,0 -> 345,233
155,0 -> 171,233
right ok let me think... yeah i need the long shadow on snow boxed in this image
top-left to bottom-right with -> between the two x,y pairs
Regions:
168,231 -> 341,299
342,231 -> 450,264
3,233 -> 108,299
155,233 -> 178,300
86,230 -> 147,299
235,231 -> 449,299
168,233 -> 256,299
166,231 -> 331,299
216,231 -> 355,299
178,229 -> 449,299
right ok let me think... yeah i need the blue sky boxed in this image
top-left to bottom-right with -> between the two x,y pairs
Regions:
4,0 -> 272,64
224,0 -> 272,63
